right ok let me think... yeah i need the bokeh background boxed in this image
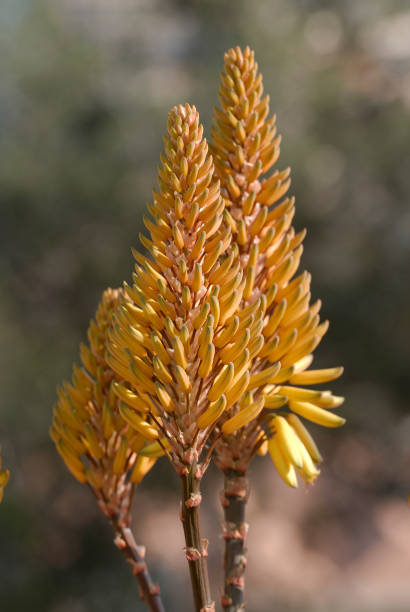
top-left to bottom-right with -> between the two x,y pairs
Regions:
1,0 -> 409,610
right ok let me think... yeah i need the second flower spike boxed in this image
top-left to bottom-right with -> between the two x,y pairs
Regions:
211,45 -> 345,484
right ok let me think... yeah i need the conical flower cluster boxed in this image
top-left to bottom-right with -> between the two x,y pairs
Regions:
0,445 -> 9,504
107,104 -> 269,474
51,288 -> 155,524
210,46 -> 344,487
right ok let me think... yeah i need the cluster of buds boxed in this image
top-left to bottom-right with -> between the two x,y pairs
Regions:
0,445 -> 9,504
50,288 -> 156,526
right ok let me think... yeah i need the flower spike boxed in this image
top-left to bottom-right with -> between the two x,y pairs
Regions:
211,44 -> 345,486
211,45 -> 345,611
106,104 -> 257,476
51,288 -> 157,521
51,288 -> 165,612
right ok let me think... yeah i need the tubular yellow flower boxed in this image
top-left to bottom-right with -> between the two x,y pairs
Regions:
131,456 -> 157,485
0,445 -> 10,504
51,288 -> 157,525
210,45 -> 344,492
268,436 -> 298,489
106,103 -> 260,475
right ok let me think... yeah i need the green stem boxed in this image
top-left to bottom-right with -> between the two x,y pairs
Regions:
221,471 -> 249,611
180,465 -> 214,611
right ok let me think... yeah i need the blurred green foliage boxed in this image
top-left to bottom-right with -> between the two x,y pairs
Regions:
1,1 -> 409,610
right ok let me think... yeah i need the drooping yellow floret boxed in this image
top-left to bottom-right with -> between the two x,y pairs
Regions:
211,46 -> 345,486
51,288 -> 157,523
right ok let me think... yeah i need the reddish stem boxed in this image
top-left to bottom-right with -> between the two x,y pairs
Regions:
111,517 -> 166,612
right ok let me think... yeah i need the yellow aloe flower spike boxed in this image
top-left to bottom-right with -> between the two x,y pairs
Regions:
210,46 -> 344,611
210,45 -> 345,486
0,444 -> 10,504
106,103 -> 250,476
51,288 -> 158,525
51,288 -> 166,611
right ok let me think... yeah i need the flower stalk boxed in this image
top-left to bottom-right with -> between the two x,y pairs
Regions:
221,471 -> 249,611
110,515 -> 165,612
180,464 -> 213,612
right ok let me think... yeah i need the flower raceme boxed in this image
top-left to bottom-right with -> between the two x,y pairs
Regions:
50,288 -> 155,524
0,445 -> 9,504
210,45 -> 345,487
51,289 -> 166,612
106,103 -> 268,474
